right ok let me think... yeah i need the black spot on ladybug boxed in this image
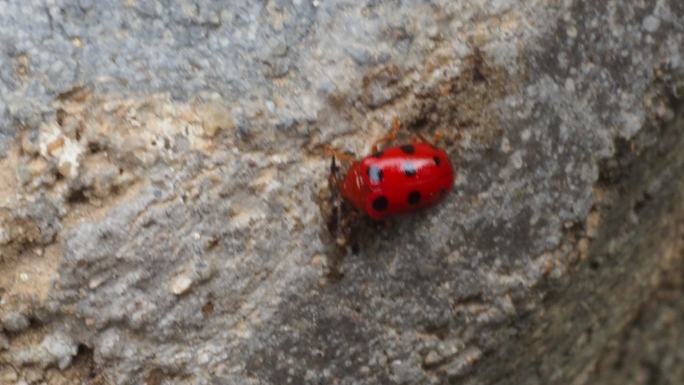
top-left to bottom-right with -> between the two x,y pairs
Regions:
433,156 -> 441,166
372,151 -> 384,158
366,165 -> 384,184
440,187 -> 447,195
408,191 -> 421,205
400,144 -> 415,154
402,162 -> 417,177
372,196 -> 388,212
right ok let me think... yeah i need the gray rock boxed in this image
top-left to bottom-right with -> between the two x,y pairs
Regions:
0,332 -> 8,350
15,331 -> 78,370
0,367 -> 18,384
41,332 -> 78,370
2,312 -> 30,333
0,0 -> 682,385
587,257 -> 684,385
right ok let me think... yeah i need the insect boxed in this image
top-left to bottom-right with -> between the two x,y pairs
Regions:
324,119 -> 455,276
329,119 -> 454,221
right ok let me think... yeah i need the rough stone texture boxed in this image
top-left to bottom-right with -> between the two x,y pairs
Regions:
588,253 -> 684,385
0,1 -> 683,385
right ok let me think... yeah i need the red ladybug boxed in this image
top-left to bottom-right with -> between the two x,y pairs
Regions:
323,121 -> 454,277
339,142 -> 454,220
328,121 -> 454,221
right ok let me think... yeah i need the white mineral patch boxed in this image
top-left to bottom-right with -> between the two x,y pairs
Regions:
38,122 -> 83,179
170,274 -> 193,295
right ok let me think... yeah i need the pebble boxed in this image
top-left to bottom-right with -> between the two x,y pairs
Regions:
423,350 -> 442,367
170,274 -> 193,295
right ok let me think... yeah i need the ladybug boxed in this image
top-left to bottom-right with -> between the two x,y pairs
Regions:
328,120 -> 454,221
323,118 -> 455,278
337,142 -> 454,220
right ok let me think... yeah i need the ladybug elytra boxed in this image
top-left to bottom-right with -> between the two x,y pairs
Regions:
339,142 -> 454,220
328,116 -> 455,222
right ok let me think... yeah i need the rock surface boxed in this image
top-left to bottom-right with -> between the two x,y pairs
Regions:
0,1 -> 683,384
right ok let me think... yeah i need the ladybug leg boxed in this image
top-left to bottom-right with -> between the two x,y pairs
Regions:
432,131 -> 444,144
414,131 -> 444,146
323,144 -> 355,163
371,117 -> 402,153
414,132 -> 431,145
